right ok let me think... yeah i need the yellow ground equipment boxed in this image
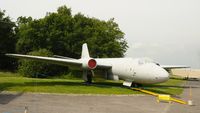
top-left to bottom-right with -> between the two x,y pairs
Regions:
157,94 -> 171,103
131,88 -> 187,105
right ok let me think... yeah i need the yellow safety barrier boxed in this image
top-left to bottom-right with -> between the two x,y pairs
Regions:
132,88 -> 158,96
170,97 -> 187,104
157,94 -> 171,103
131,88 -> 187,105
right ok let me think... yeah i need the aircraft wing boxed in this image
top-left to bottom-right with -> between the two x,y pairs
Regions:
161,65 -> 190,70
6,53 -> 82,68
5,53 -> 112,70
53,55 -> 77,60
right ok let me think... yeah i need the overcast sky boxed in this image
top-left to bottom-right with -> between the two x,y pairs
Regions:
1,0 -> 200,68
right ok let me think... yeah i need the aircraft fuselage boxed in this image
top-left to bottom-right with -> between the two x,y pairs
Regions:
95,58 -> 169,85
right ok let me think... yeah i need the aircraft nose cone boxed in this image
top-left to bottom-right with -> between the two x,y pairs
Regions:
155,67 -> 169,82
160,70 -> 169,81
153,66 -> 169,83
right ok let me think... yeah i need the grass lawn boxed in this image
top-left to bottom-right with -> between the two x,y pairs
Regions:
0,72 -> 185,95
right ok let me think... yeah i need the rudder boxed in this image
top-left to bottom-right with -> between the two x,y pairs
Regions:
81,43 -> 90,59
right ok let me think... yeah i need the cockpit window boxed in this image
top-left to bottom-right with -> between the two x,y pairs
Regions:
155,63 -> 160,66
138,58 -> 154,65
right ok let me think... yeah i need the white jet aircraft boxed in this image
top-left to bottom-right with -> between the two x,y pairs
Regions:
6,43 -> 189,87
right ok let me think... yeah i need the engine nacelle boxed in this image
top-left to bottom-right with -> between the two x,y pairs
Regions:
82,58 -> 97,70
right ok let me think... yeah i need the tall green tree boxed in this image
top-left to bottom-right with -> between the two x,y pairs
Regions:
0,10 -> 16,70
16,5 -> 128,58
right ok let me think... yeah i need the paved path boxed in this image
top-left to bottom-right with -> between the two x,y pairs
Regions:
0,80 -> 199,113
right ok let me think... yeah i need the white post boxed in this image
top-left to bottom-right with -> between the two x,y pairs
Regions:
187,68 -> 193,106
24,106 -> 28,113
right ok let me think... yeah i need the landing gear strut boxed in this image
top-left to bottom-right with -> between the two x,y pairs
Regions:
83,70 -> 93,85
86,71 -> 92,84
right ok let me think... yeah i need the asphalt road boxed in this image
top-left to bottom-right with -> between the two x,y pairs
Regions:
0,80 -> 199,113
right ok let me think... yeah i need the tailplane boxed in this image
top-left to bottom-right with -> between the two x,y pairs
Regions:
81,43 -> 90,59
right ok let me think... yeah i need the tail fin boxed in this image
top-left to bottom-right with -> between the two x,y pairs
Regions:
81,43 -> 90,59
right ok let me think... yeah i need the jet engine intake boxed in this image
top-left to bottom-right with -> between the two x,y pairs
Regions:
82,59 -> 97,70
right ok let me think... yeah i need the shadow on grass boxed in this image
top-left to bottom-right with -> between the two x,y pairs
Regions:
93,82 -> 123,88
24,81 -> 85,86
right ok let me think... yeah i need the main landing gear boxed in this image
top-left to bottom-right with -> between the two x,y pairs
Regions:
83,70 -> 93,85
86,71 -> 92,84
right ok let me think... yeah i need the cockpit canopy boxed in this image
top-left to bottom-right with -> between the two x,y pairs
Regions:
137,57 -> 160,66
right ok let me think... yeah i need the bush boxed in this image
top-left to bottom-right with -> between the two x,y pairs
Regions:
18,49 -> 68,78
